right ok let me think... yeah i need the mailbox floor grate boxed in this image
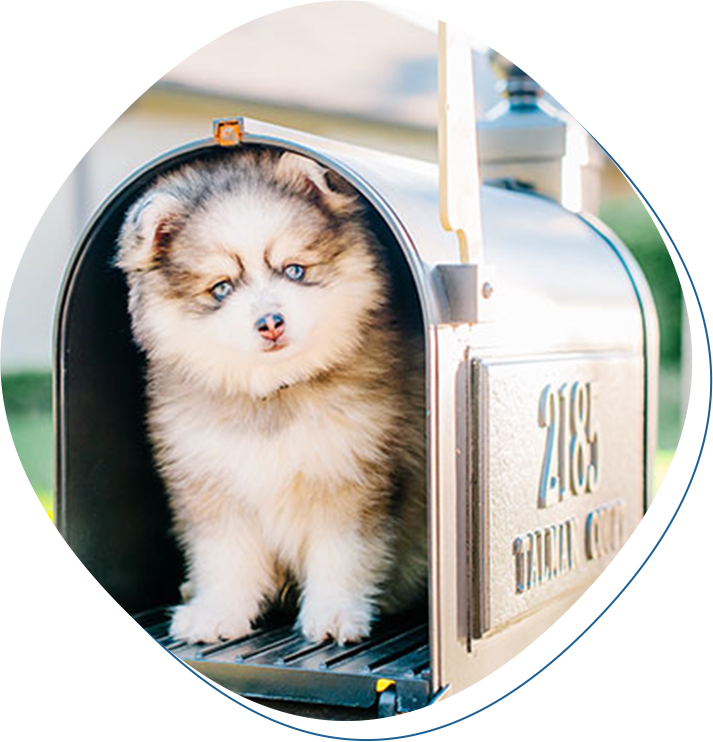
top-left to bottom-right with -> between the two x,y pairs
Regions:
135,607 -> 432,714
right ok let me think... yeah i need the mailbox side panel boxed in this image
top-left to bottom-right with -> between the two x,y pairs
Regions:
430,192 -> 656,696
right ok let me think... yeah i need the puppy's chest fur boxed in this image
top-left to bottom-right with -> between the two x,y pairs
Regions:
148,356 -> 406,542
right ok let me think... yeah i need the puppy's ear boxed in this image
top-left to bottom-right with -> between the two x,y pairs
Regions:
274,153 -> 357,214
116,192 -> 185,273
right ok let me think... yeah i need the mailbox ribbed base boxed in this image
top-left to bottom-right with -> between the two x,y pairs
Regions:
136,608 -> 432,716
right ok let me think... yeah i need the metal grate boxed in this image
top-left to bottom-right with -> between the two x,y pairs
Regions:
136,607 -> 432,714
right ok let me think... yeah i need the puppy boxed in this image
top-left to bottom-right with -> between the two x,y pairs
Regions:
117,147 -> 426,645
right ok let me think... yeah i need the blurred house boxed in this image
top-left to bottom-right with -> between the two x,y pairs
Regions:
1,1 -> 637,372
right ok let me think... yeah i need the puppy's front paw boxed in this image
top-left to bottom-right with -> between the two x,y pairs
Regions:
298,596 -> 373,645
170,600 -> 253,644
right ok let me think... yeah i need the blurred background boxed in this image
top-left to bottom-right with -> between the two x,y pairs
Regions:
1,2 -> 686,520
0,0 -> 688,512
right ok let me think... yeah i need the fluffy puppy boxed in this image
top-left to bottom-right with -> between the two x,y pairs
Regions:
117,148 -> 426,645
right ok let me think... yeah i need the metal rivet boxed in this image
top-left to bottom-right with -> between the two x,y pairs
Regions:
482,282 -> 494,299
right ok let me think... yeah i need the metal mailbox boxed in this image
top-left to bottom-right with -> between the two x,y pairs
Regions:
55,115 -> 658,713
54,115 -> 657,716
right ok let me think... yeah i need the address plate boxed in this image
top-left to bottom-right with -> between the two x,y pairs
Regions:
468,353 -> 645,639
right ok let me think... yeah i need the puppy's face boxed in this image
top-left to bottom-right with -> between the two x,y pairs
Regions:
117,151 -> 385,397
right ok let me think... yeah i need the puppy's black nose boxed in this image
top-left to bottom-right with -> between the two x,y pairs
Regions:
256,313 -> 285,341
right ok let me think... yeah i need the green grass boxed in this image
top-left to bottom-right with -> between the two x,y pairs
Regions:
0,374 -> 53,742
2,372 -> 52,415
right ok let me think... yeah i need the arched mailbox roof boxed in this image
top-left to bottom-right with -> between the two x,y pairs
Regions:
61,117 -> 651,356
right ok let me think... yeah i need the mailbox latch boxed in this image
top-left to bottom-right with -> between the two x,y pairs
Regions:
213,118 -> 244,146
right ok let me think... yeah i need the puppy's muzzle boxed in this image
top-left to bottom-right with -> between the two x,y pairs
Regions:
256,313 -> 285,342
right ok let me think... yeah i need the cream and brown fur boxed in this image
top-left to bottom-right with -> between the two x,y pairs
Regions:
117,148 -> 426,645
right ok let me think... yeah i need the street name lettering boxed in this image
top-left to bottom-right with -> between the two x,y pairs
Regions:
512,502 -> 627,595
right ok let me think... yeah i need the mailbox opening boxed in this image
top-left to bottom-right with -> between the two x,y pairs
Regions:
55,141 -> 431,716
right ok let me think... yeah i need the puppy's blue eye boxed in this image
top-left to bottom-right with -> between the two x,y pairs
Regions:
210,280 -> 234,302
284,264 -> 306,282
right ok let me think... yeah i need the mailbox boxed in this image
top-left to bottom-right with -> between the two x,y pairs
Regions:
54,115 -> 657,717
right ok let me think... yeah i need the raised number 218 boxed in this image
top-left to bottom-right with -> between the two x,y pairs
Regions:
538,381 -> 600,509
